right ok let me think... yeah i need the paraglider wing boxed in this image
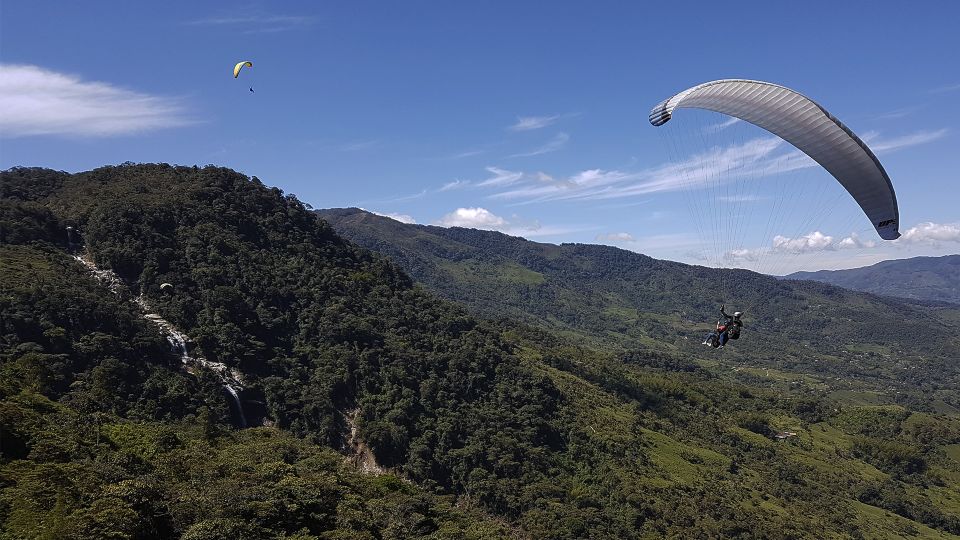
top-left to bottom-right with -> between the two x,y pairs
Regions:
233,61 -> 253,78
649,79 -> 900,240
160,283 -> 173,291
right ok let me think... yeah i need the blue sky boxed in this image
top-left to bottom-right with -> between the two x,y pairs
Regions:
2,1 -> 958,273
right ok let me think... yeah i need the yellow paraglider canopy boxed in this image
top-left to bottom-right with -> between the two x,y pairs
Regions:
233,61 -> 253,78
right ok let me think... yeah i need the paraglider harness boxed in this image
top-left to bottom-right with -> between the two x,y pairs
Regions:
707,321 -> 727,348
706,306 -> 742,348
727,319 -> 742,340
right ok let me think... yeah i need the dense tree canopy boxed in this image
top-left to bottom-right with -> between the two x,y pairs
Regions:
2,165 -> 958,538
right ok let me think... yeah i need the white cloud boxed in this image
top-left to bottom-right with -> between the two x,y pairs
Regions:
898,222 -> 960,245
433,207 -> 590,238
509,115 -> 560,131
596,232 -> 635,242
706,117 -> 741,131
510,132 -> 569,158
865,129 -> 948,153
0,64 -> 194,137
476,166 -> 524,187
491,136 -> 790,203
375,212 -> 416,224
359,208 -> 417,224
772,231 -> 835,253
873,107 -> 916,121
837,232 -> 876,249
186,14 -> 313,26
440,179 -> 470,191
448,149 -> 485,159
371,189 -> 428,204
490,168 -> 635,203
724,248 -> 763,262
185,11 -> 314,33
692,223 -> 960,275
771,231 -> 877,254
476,127 -> 943,206
435,207 -> 508,229
767,223 -> 960,274
535,172 -> 556,183
930,82 -> 960,94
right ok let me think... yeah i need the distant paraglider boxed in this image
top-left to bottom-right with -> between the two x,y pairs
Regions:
160,283 -> 174,292
234,61 -> 254,93
233,61 -> 252,78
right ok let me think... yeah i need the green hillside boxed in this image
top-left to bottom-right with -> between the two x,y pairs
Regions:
319,208 -> 960,410
788,256 -> 960,305
2,166 -> 959,538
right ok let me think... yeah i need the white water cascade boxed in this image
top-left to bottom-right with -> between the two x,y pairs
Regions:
74,253 -> 248,428
223,385 -> 248,428
160,324 -> 248,428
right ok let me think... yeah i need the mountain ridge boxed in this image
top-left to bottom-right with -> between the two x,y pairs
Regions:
318,207 -> 960,405
787,255 -> 960,304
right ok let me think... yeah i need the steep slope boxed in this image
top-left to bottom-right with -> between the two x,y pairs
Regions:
4,166 -> 960,538
2,166 -> 566,535
788,255 -> 960,304
318,208 -> 960,408
0,192 -> 515,538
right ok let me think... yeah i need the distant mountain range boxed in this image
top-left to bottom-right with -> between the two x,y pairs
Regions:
787,255 -> 960,304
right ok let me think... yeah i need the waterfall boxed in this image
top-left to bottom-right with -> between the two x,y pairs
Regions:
74,253 -> 249,428
224,385 -> 248,428
166,332 -> 189,359
73,254 -> 125,295
162,322 -> 248,428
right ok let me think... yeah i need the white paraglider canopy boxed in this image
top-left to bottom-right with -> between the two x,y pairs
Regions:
650,79 -> 899,240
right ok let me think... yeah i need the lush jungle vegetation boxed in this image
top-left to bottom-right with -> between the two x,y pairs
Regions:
2,165 -> 958,539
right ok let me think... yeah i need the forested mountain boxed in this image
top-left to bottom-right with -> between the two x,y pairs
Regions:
2,166 -> 959,539
319,208 -> 960,407
788,255 -> 960,304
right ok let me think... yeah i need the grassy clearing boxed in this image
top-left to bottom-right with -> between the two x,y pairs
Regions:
852,500 -> 960,539
829,389 -> 892,406
438,259 -> 546,286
